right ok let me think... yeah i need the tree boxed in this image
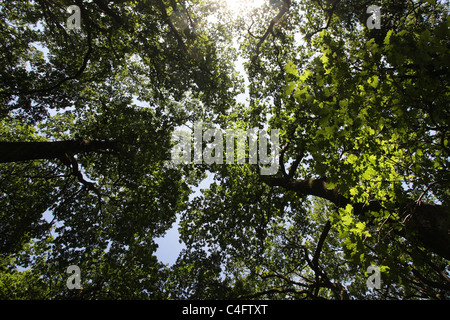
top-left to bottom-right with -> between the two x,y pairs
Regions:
0,0 -> 448,299
0,0 -> 229,299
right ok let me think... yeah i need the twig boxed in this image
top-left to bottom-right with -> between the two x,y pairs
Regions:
416,181 -> 436,205
377,212 -> 392,243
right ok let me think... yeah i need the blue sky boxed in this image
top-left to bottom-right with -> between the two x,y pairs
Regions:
154,216 -> 185,266
155,173 -> 215,266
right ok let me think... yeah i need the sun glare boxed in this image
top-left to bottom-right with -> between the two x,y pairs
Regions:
223,0 -> 267,17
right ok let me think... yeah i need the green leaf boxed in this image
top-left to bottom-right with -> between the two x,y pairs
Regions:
368,75 -> 379,88
299,70 -> 312,81
285,61 -> 298,76
384,29 -> 395,46
345,154 -> 358,164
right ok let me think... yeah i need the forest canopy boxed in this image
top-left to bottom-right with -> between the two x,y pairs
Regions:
0,0 -> 449,299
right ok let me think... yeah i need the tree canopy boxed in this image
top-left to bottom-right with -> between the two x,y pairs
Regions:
0,0 -> 449,300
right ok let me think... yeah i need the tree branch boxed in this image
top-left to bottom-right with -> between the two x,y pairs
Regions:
0,139 -> 117,163
155,0 -> 188,53
288,150 -> 304,179
92,0 -> 124,25
312,220 -> 331,268
251,1 -> 290,65
279,142 -> 290,179
1,20 -> 93,96
262,176 -> 450,260
262,177 -> 351,208
63,153 -> 102,200
305,0 -> 341,40
416,181 -> 436,205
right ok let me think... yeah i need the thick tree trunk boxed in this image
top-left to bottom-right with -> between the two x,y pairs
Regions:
263,177 -> 450,260
0,139 -> 117,163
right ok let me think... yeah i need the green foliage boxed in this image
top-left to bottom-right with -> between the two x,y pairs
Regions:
0,0 -> 449,299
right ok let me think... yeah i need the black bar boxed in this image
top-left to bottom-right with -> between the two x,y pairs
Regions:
1,300 -> 447,318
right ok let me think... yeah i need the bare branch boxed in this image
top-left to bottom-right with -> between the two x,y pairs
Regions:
416,181 -> 436,205
62,153 -> 103,213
